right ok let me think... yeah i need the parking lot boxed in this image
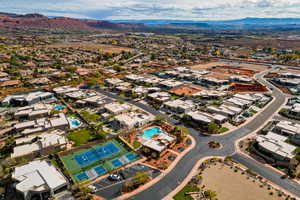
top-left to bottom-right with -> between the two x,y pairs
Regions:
93,163 -> 161,199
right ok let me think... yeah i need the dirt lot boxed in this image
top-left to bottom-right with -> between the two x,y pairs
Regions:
46,42 -> 133,53
201,162 -> 286,200
169,85 -> 202,96
189,62 -> 226,70
190,62 -> 268,73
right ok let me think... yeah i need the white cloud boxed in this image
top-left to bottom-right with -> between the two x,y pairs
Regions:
0,0 -> 300,20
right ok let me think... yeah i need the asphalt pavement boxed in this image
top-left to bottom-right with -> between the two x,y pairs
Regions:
95,69 -> 300,199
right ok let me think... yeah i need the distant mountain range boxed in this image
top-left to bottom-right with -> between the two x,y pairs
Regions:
111,18 -> 300,29
0,12 -> 145,31
1,12 -> 300,32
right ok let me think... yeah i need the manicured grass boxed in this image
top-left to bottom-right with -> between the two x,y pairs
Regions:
219,127 -> 229,133
80,110 -> 100,123
173,185 -> 200,200
68,128 -> 94,146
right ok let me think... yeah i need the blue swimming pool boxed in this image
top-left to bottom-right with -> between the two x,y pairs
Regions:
68,118 -> 82,129
53,105 -> 65,110
142,127 -> 162,140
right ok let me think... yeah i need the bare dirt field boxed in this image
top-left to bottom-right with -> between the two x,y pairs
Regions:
190,62 -> 268,73
201,162 -> 286,200
46,42 -> 133,53
189,62 -> 226,70
169,85 -> 202,96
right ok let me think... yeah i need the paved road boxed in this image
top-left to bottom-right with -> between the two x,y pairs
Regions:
96,69 -> 300,199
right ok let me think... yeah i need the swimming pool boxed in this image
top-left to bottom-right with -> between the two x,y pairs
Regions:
53,105 -> 65,110
142,127 -> 162,140
68,118 -> 82,129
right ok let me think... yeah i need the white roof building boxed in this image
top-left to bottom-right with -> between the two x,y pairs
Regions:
113,112 -> 154,129
147,92 -> 171,102
186,111 -> 212,124
105,78 -> 124,86
142,131 -> 175,152
163,99 -> 196,114
104,102 -> 132,114
225,97 -> 251,108
256,132 -> 297,160
274,120 -> 300,136
12,160 -> 69,199
12,130 -> 67,159
159,79 -> 183,89
53,86 -> 79,95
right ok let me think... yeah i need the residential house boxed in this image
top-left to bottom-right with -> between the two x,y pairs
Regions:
163,99 -> 197,114
12,160 -> 69,200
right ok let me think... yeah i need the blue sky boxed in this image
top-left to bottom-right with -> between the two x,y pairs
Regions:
1,0 -> 300,20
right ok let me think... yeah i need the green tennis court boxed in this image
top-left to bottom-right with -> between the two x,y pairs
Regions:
60,139 -> 140,182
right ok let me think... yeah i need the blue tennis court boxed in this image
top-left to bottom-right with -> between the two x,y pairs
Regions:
76,172 -> 89,181
75,143 -> 120,166
111,159 -> 123,168
94,166 -> 106,176
126,153 -> 138,161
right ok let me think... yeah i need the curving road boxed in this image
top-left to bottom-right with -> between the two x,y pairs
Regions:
96,69 -> 300,199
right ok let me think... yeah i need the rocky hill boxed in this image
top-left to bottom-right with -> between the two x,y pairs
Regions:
0,13 -> 145,31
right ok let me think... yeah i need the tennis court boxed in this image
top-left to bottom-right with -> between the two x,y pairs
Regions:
60,139 -> 140,182
74,143 -> 120,167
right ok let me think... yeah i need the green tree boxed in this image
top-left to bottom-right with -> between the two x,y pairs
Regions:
204,190 -> 217,200
208,122 -> 220,134
154,114 -> 167,123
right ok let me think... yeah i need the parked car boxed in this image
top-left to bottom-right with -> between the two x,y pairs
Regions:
88,185 -> 97,193
108,174 -> 122,181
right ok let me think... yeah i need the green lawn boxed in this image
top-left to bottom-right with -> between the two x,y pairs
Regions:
68,128 -> 94,146
219,127 -> 229,133
80,110 -> 100,123
173,185 -> 200,200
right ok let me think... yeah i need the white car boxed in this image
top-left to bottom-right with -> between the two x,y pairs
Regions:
88,185 -> 97,193
108,174 -> 122,181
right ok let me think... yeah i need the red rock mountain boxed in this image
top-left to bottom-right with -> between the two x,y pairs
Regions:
0,13 -> 145,30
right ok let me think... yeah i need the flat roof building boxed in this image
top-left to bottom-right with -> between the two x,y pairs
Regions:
256,132 -> 297,161
12,160 -> 69,200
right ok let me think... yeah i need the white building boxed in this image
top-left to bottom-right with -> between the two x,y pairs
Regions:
12,160 -> 69,200
256,132 -> 297,161
113,112 -> 154,129
104,102 -> 132,115
14,113 -> 69,135
147,92 -> 171,103
186,111 -> 212,125
53,86 -> 79,95
142,130 -> 176,153
11,130 -> 67,160
2,91 -> 55,107
159,79 -> 183,89
163,99 -> 197,114
14,104 -> 52,120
